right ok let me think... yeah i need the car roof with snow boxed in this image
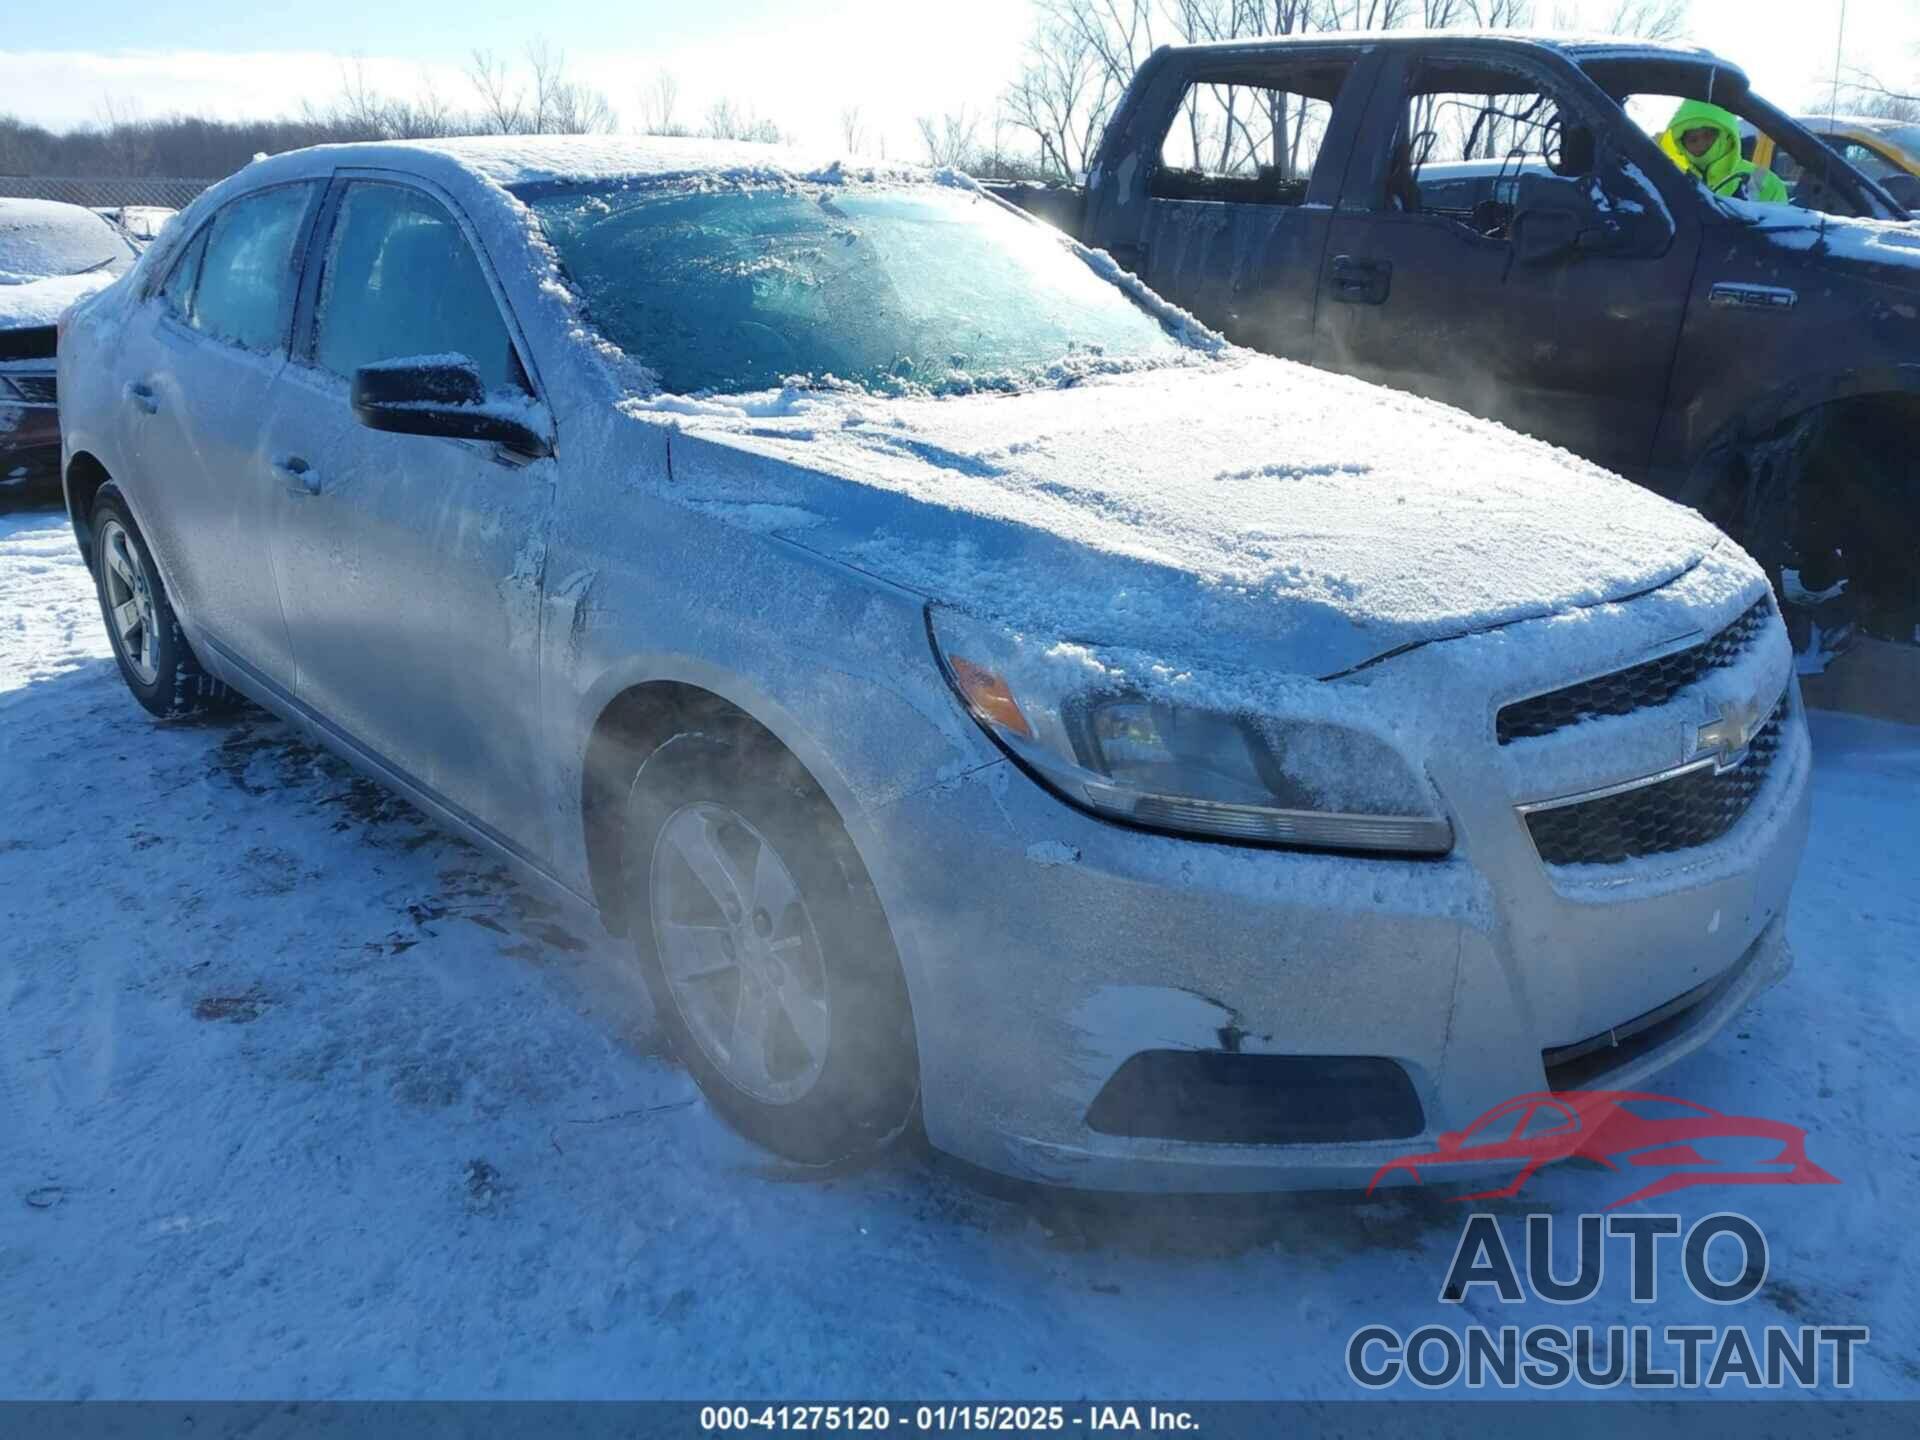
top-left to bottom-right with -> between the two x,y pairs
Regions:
199,134 -> 934,200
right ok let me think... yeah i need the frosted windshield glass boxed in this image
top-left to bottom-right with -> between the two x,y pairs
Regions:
523,184 -> 1182,395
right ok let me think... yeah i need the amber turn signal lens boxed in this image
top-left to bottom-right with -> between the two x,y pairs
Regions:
948,656 -> 1033,738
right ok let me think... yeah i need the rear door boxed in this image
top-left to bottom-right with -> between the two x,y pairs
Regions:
262,174 -> 558,855
1314,46 -> 1699,479
1086,49 -> 1379,362
110,181 -> 322,692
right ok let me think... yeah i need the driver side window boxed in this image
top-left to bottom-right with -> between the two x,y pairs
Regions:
311,182 -> 527,395
1385,64 -> 1595,240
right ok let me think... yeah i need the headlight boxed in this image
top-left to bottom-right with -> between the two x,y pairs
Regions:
929,606 -> 1452,856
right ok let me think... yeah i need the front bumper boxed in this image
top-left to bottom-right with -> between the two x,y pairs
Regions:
2,403 -> 61,489
867,582 -> 1812,1192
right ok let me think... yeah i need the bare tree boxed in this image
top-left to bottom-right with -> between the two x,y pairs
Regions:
1551,0 -> 1689,39
839,105 -> 867,155
1003,11 -> 1116,179
523,40 -> 617,134
466,49 -> 526,134
639,68 -> 687,136
702,98 -> 785,144
1834,62 -> 1920,119
916,108 -> 982,168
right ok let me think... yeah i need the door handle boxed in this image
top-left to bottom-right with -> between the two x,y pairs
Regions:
124,381 -> 159,415
1329,255 -> 1391,305
273,455 -> 322,497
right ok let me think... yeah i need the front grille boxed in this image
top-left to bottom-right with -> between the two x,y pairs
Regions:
1542,972 -> 1725,1090
1497,595 -> 1773,744
1524,694 -> 1788,866
0,373 -> 57,405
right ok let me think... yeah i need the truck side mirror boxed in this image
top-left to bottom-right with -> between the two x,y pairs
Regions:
1882,172 -> 1920,212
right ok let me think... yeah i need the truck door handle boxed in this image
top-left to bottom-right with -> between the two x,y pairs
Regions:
274,455 -> 322,497
1329,255 -> 1391,305
124,381 -> 159,415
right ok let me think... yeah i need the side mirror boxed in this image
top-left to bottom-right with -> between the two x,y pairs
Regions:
1881,173 -> 1920,212
350,355 -> 551,458
1437,1131 -> 1463,1152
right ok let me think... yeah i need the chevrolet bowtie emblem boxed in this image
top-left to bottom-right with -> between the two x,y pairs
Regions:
1694,695 -> 1769,770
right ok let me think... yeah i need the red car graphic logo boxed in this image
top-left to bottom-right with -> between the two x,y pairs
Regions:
1367,1090 -> 1839,1208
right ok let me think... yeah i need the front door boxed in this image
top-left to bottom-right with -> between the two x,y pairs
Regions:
111,181 -> 320,692
1314,48 -> 1698,480
1091,52 -> 1378,362
262,175 -> 557,854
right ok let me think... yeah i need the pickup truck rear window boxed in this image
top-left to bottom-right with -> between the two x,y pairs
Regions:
1156,81 -> 1334,206
522,183 -> 1184,397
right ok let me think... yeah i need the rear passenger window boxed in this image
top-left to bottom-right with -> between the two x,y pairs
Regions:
312,183 -> 526,394
1154,71 -> 1345,205
189,185 -> 315,352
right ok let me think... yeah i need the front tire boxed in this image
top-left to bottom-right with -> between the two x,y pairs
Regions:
90,485 -> 232,718
623,724 -> 919,1167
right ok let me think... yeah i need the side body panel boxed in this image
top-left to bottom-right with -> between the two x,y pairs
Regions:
1312,43 -> 1701,480
1080,45 -> 1384,363
100,249 -> 310,693
259,170 -> 561,855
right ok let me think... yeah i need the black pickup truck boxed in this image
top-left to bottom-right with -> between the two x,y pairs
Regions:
990,33 -> 1920,651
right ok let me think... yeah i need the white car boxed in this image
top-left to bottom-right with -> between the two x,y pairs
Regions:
56,137 -> 1810,1189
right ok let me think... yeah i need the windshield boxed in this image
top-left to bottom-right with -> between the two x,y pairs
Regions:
0,200 -> 133,285
518,182 -> 1185,396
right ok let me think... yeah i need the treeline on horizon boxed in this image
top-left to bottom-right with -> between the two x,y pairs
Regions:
0,113 -> 409,180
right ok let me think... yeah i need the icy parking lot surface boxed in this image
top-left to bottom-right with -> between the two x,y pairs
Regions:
3,505 -> 1918,1399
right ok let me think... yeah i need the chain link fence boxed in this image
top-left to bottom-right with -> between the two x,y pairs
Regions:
0,176 -> 215,210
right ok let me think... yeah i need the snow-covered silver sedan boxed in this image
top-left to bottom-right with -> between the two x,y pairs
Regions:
57,138 -> 1810,1189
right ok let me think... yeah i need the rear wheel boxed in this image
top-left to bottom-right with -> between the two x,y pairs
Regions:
623,724 -> 918,1167
90,485 -> 232,717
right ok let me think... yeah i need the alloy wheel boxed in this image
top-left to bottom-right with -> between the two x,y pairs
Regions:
649,801 -> 832,1105
100,517 -> 160,687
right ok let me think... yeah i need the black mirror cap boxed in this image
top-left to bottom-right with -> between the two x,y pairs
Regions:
350,355 -> 552,458
1881,172 -> 1920,214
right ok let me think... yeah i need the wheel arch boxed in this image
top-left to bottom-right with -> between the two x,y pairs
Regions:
1675,365 -> 1920,508
63,450 -> 115,565
1679,377 -> 1920,636
576,662 -> 901,946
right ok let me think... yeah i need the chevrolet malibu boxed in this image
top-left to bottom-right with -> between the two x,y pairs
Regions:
57,137 -> 1811,1190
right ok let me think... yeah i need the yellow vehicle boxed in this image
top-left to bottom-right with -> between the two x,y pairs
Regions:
1747,116 -> 1920,209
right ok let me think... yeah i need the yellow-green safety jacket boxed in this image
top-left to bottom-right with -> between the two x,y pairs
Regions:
1658,99 -> 1790,204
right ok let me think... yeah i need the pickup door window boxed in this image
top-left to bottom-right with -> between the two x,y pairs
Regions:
1135,59 -> 1370,362
1315,53 -> 1693,480
263,178 -> 556,856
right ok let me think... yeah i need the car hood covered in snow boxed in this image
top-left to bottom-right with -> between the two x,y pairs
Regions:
0,269 -> 116,332
653,356 -> 1725,680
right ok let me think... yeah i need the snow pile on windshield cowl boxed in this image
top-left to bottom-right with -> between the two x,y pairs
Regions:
0,270 -> 116,329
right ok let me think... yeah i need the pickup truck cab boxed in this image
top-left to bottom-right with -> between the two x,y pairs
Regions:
991,34 -> 1920,652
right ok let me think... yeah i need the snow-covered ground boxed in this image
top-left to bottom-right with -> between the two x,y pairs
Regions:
3,501 -> 1917,1400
